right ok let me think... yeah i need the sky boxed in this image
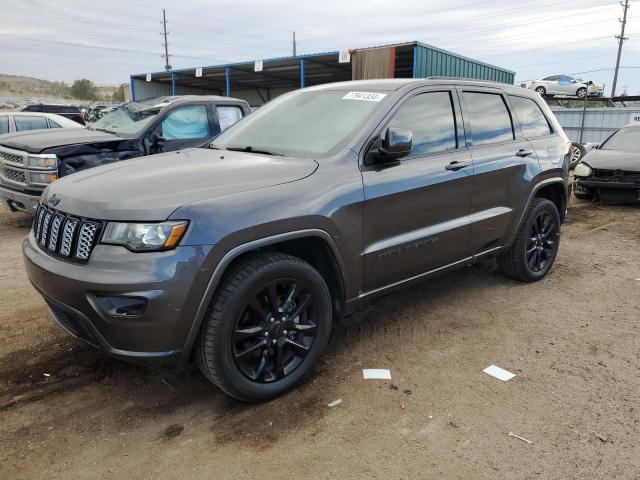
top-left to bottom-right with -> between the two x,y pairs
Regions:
1,0 -> 639,94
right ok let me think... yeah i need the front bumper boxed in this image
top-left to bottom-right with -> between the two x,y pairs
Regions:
575,178 -> 640,203
0,185 -> 40,214
23,231 -> 222,368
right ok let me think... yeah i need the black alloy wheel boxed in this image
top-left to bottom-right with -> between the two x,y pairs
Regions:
232,279 -> 317,383
197,252 -> 332,402
526,211 -> 556,273
497,198 -> 561,282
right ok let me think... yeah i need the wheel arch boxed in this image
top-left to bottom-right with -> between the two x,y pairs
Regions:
180,229 -> 347,361
508,178 -> 567,246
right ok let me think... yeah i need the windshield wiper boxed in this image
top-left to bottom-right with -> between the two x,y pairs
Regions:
225,145 -> 284,156
92,127 -> 116,134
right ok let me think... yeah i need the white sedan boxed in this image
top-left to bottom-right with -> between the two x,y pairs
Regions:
0,111 -> 82,135
529,75 -> 603,98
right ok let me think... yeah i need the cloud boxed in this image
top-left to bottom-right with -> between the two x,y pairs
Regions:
1,0 -> 637,93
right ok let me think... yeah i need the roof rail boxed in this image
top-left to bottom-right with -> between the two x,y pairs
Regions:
426,76 -> 503,84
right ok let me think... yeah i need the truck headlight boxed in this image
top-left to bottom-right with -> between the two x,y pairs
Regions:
29,172 -> 58,184
101,221 -> 188,251
574,163 -> 592,177
27,154 -> 57,168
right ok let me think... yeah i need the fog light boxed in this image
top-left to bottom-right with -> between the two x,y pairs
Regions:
96,296 -> 147,317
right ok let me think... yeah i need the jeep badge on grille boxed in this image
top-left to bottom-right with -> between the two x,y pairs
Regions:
48,194 -> 61,207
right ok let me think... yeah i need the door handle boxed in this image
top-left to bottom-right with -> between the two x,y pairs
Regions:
516,149 -> 534,158
445,160 -> 469,171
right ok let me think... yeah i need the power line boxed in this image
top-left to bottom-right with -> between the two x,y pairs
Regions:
611,0 -> 630,96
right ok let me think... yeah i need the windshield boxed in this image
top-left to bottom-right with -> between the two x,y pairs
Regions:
601,126 -> 640,153
90,103 -> 161,135
212,90 -> 389,158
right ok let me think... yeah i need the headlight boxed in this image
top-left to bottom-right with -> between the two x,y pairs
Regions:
29,172 -> 58,184
101,221 -> 188,251
574,163 -> 592,177
27,154 -> 57,168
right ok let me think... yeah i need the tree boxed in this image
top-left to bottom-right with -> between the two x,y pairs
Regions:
70,79 -> 97,100
112,84 -> 125,102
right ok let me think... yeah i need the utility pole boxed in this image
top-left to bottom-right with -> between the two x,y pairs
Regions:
161,9 -> 171,71
293,31 -> 297,57
611,0 -> 630,97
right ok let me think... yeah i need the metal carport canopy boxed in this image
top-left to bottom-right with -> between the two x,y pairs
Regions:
130,50 -> 352,104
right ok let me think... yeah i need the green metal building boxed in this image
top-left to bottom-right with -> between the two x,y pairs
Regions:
129,40 -> 515,106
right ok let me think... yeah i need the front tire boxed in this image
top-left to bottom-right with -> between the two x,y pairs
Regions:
498,198 -> 561,282
576,87 -> 587,98
535,86 -> 546,96
197,252 -> 332,402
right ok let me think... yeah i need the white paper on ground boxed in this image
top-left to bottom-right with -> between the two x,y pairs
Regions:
483,365 -> 516,381
362,369 -> 392,380
327,399 -> 342,407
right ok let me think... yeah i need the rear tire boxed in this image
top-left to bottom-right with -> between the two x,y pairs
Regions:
498,198 -> 561,282
197,252 -> 332,402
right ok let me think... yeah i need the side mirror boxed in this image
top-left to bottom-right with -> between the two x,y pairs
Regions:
149,132 -> 166,153
379,127 -> 412,159
149,132 -> 166,146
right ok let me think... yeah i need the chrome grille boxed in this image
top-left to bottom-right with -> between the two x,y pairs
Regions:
47,214 -> 64,251
59,217 -> 79,257
1,167 -> 26,184
35,206 -> 46,241
75,222 -> 98,260
40,210 -> 53,246
33,205 -> 101,262
0,151 -> 24,165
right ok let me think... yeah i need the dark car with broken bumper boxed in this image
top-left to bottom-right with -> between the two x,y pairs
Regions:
574,124 -> 640,203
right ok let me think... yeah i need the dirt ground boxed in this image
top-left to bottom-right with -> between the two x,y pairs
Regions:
0,200 -> 639,480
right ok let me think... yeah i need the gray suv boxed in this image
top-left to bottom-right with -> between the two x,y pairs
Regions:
23,79 -> 570,401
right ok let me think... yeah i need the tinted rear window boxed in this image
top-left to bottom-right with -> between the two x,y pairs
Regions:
509,96 -> 552,138
0,116 -> 8,134
463,92 -> 514,146
14,115 -> 49,131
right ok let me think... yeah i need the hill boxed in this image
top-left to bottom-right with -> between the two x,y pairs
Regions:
0,74 -> 120,101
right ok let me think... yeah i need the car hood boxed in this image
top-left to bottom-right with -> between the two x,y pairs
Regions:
583,149 -> 640,172
0,128 -> 118,154
41,148 -> 318,220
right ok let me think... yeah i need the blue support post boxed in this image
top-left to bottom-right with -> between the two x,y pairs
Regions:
412,44 -> 417,78
171,71 -> 176,95
225,66 -> 231,97
129,76 -> 136,101
300,58 -> 305,88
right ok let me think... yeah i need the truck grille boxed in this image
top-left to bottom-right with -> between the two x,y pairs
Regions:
0,151 -> 24,165
0,167 -> 27,185
33,204 -> 101,262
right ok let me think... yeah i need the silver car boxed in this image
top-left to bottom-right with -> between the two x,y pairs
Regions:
529,75 -> 603,98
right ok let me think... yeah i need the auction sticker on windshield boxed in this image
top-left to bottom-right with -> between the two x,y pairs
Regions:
343,92 -> 387,102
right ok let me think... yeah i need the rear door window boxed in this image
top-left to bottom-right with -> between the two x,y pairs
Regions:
216,106 -> 244,132
387,91 -> 458,157
0,115 -> 9,134
462,92 -> 514,146
14,115 -> 49,131
161,105 -> 210,140
509,96 -> 552,138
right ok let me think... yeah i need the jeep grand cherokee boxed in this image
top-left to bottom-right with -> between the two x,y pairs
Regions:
23,79 -> 571,401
